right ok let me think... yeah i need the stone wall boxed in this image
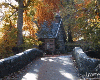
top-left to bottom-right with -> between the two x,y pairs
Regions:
72,47 -> 100,75
0,48 -> 43,78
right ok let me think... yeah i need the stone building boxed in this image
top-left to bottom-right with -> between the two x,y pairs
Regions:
37,15 -> 67,53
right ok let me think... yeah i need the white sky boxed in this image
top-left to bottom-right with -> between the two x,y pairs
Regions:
0,0 -> 18,5
0,0 -> 18,22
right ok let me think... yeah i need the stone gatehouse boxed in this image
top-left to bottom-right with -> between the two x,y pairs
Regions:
37,15 -> 67,53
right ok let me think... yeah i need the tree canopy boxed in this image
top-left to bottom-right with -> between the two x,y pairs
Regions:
0,0 -> 100,58
0,0 -> 61,58
60,0 -> 100,52
75,0 -> 100,51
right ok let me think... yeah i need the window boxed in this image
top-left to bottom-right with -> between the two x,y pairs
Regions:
50,44 -> 53,45
50,40 -> 53,42
50,48 -> 53,50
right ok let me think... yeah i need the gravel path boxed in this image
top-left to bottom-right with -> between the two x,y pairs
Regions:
3,55 -> 80,80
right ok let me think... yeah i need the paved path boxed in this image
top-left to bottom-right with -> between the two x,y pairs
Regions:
3,55 -> 80,80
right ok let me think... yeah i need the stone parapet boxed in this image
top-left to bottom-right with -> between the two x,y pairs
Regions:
0,48 -> 43,78
72,47 -> 100,75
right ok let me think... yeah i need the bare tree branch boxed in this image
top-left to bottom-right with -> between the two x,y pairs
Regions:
1,3 -> 18,11
9,10 -> 18,18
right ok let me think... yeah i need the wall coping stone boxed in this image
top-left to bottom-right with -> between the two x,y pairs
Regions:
0,48 -> 43,78
73,47 -> 100,75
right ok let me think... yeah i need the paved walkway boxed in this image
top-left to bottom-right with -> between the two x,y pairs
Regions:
3,55 -> 80,80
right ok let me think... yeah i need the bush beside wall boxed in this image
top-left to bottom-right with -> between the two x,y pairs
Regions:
72,47 -> 100,75
0,48 -> 43,78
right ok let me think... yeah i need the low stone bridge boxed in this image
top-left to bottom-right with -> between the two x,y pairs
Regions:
0,47 -> 100,80
3,55 -> 79,80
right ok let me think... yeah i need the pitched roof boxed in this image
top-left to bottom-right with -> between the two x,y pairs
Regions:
37,18 -> 62,39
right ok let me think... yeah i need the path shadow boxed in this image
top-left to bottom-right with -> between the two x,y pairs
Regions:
21,55 -> 79,80
3,55 -> 79,80
37,55 -> 79,80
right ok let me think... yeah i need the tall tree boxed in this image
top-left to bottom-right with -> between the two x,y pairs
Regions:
75,0 -> 100,51
1,0 -> 61,46
60,0 -> 75,42
0,0 -> 61,57
17,0 -> 24,46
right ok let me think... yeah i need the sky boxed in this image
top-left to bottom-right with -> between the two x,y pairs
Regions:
0,0 -> 18,22
0,0 -> 18,5
0,0 -> 36,37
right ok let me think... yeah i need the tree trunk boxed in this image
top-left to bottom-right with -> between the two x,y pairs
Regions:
17,0 -> 24,46
68,26 -> 73,42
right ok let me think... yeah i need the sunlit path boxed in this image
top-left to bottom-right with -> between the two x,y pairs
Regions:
3,55 -> 80,80
37,55 -> 79,80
